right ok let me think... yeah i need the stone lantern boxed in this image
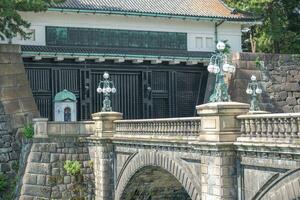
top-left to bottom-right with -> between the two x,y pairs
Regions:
54,89 -> 77,122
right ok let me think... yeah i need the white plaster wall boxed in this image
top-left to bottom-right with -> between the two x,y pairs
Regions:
54,101 -> 77,122
1,11 -> 242,52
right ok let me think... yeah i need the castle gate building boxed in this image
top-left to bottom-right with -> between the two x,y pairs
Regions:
1,0 -> 258,120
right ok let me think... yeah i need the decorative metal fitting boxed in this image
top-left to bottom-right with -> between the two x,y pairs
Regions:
246,75 -> 262,111
97,72 -> 117,112
207,41 -> 236,102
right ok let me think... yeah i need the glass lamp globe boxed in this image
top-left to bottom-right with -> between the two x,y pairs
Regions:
216,41 -> 226,51
97,87 -> 102,93
102,88 -> 107,93
112,87 -> 117,93
256,88 -> 262,94
251,75 -> 256,81
223,63 -> 230,72
213,65 -> 220,74
107,87 -> 112,93
207,63 -> 215,73
103,72 -> 109,79
246,88 -> 253,94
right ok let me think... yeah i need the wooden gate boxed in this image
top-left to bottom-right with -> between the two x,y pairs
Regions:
24,60 -> 207,120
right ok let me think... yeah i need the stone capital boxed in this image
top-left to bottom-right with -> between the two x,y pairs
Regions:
196,102 -> 249,142
92,112 -> 123,138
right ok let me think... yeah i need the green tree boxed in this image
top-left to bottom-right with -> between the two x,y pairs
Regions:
225,0 -> 300,53
0,0 -> 65,41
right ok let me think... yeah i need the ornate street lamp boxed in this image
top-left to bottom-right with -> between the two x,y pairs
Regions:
97,72 -> 117,112
208,41 -> 236,102
246,75 -> 262,111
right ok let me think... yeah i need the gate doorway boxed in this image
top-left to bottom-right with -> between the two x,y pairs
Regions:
24,59 -> 208,120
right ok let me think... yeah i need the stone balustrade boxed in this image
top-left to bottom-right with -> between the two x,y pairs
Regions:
237,113 -> 300,141
33,118 -> 95,138
114,117 -> 201,140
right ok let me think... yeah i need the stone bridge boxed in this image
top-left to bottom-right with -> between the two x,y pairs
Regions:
21,102 -> 300,200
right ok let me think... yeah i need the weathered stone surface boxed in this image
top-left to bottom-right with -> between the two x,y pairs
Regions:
286,97 -> 297,105
231,52 -> 300,113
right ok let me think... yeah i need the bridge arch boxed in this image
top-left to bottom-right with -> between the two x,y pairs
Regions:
114,151 -> 201,200
254,168 -> 300,200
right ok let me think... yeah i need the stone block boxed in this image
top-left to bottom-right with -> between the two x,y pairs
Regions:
28,163 -> 50,174
52,168 -> 60,176
12,113 -> 26,128
0,75 -> 17,87
286,97 -> 297,105
17,85 -> 34,98
0,63 -> 25,76
282,105 -> 293,113
50,154 -> 59,163
0,44 -> 21,53
278,91 -> 288,100
22,185 -> 51,199
284,83 -> 300,92
20,97 -> 38,112
2,100 -> 21,114
0,163 -> 10,172
24,174 -> 37,185
64,176 -> 71,184
41,153 -> 50,163
37,175 -> 46,186
294,105 -> 300,112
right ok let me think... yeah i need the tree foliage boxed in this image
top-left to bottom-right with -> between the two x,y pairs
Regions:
0,0 -> 65,41
225,0 -> 300,53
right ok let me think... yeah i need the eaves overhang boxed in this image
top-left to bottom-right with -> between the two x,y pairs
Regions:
47,8 -> 262,24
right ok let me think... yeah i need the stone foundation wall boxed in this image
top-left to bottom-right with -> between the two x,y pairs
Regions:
19,137 -> 95,200
0,44 -> 39,196
230,53 -> 300,113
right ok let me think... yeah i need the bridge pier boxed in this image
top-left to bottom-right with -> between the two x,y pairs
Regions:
92,112 -> 123,200
197,102 -> 249,200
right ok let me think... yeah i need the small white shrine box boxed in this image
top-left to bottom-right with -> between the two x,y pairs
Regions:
54,90 -> 77,122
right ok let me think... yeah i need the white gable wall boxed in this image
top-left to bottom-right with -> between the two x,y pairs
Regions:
1,11 -> 242,52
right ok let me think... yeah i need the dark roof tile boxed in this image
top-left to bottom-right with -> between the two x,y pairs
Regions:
49,0 -> 257,21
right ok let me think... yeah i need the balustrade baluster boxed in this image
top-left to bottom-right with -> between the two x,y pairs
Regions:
272,118 -> 279,138
256,119 -> 262,137
297,117 -> 300,138
250,119 -> 256,137
266,118 -> 273,138
261,118 -> 267,138
284,118 -> 292,138
291,117 -> 298,138
279,118 -> 285,138
178,121 -> 184,135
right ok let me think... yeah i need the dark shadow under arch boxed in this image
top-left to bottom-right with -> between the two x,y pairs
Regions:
121,166 -> 191,200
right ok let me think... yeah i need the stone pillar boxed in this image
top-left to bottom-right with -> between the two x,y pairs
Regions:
196,102 -> 249,142
92,112 -> 123,138
196,102 -> 249,200
92,112 -> 122,200
33,118 -> 48,138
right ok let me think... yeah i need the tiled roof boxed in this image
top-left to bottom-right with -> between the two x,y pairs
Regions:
21,45 -> 212,59
49,0 -> 257,21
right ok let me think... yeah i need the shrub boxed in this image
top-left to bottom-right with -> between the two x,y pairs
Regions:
0,174 -> 8,192
64,160 -> 81,176
22,123 -> 34,138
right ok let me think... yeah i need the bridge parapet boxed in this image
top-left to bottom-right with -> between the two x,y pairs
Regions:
237,113 -> 300,143
33,118 -> 95,138
114,117 -> 201,140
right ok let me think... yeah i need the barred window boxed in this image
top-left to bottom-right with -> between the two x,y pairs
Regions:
46,26 -> 187,50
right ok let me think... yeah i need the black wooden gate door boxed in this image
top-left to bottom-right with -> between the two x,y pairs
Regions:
142,70 -> 206,118
26,63 -> 207,120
